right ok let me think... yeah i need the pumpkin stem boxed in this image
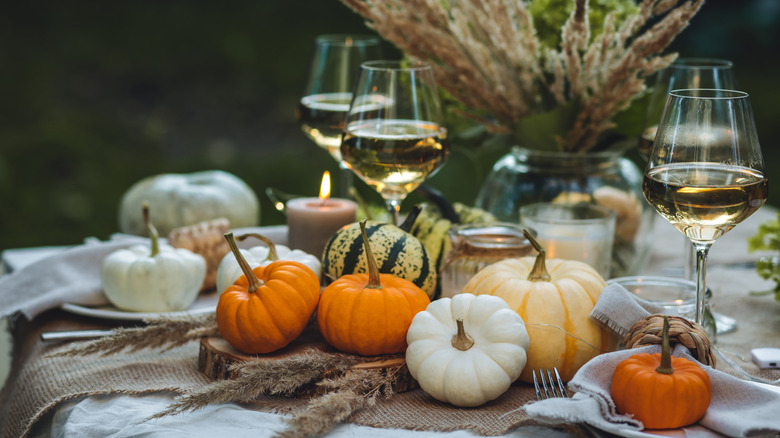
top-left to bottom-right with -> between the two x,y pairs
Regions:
656,315 -> 674,375
451,318 -> 474,351
142,202 -> 160,257
358,218 -> 382,289
523,229 -> 551,282
237,233 -> 279,262
224,232 -> 264,293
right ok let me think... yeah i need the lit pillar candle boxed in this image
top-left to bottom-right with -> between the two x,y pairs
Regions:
287,171 -> 357,258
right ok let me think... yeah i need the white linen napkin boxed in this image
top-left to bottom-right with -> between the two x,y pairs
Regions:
524,284 -> 780,438
0,235 -> 147,321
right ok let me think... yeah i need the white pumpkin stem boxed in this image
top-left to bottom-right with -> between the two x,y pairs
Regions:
237,233 -> 279,262
358,218 -> 382,289
224,232 -> 264,293
656,315 -> 674,375
451,318 -> 474,351
522,229 -> 551,282
142,202 -> 160,257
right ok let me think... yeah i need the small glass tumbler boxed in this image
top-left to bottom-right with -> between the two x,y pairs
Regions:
439,223 -> 534,298
520,202 -> 616,279
607,275 -> 717,342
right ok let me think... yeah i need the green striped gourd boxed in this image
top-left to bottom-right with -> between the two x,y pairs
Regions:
322,219 -> 436,299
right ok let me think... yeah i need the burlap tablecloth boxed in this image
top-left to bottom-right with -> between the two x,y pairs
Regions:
1,211 -> 779,438
0,311 -> 578,438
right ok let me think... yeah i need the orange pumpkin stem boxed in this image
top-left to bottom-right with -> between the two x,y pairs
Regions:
657,315 -> 674,375
451,318 -> 474,351
142,201 -> 160,257
358,218 -> 382,290
237,233 -> 279,262
224,232 -> 264,293
522,229 -> 551,282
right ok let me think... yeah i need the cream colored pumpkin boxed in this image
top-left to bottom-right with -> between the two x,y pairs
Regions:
405,293 -> 530,407
102,204 -> 206,312
119,170 -> 260,236
460,231 -> 610,382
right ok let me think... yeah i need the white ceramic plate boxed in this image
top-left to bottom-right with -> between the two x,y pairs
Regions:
60,292 -> 219,321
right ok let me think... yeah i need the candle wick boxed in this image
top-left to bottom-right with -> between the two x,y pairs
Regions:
319,197 -> 329,207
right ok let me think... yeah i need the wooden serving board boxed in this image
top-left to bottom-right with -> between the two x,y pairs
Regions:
197,324 -> 418,394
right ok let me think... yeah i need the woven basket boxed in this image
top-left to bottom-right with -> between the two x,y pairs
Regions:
624,314 -> 715,367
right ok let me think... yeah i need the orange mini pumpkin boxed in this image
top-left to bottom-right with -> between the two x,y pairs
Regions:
216,232 -> 320,354
611,316 -> 712,429
317,219 -> 430,356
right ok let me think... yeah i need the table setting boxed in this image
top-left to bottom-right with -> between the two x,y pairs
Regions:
2,1 -> 780,437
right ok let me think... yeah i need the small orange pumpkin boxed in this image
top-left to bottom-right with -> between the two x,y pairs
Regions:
611,316 -> 712,429
317,218 -> 430,356
216,232 -> 320,354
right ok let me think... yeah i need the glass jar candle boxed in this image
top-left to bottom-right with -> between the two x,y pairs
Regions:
607,275 -> 717,342
439,223 -> 533,298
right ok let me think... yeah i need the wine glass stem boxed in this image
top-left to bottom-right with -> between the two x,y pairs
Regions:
337,162 -> 353,199
385,199 -> 401,226
692,241 -> 712,325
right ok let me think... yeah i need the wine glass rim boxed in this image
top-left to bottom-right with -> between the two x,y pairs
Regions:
315,34 -> 381,46
670,58 -> 734,69
669,88 -> 749,99
361,60 -> 433,72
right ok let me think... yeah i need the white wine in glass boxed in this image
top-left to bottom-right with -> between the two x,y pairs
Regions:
643,89 -> 768,327
341,61 -> 449,225
297,35 -> 382,196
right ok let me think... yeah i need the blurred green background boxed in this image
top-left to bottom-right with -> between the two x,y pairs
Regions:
1,1 -> 778,250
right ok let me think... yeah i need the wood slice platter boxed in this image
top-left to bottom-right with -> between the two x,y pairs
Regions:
198,323 -> 418,394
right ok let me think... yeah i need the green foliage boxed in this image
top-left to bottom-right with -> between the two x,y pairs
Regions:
528,0 -> 639,49
748,212 -> 780,301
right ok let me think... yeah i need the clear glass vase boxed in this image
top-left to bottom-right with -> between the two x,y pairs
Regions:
475,146 -> 655,277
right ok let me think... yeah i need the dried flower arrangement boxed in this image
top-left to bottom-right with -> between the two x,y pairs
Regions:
339,0 -> 704,153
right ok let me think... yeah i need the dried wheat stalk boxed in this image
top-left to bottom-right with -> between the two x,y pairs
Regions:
46,313 -> 219,357
340,0 -> 704,152
150,348 -> 361,418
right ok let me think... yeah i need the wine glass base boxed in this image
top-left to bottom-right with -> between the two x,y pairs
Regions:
714,312 -> 738,335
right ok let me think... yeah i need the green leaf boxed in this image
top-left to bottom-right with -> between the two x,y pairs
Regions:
513,100 -> 578,151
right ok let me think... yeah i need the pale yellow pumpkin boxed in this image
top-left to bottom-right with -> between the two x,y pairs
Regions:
460,230 -> 611,382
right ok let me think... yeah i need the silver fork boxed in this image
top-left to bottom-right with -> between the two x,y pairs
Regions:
532,367 -> 568,401
533,368 -> 612,438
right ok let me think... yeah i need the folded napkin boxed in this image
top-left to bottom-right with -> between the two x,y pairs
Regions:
525,284 -> 780,438
0,235 -> 147,321
0,226 -> 289,322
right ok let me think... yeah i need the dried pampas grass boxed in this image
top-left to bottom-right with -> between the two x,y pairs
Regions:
340,0 -> 704,152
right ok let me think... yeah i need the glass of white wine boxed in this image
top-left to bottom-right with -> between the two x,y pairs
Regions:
297,34 -> 382,196
341,60 -> 449,225
643,89 -> 768,327
640,59 -> 738,333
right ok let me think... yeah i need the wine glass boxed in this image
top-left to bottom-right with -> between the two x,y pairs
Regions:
639,58 -> 736,159
341,60 -> 449,225
297,34 -> 382,197
643,89 -> 768,328
640,59 -> 738,332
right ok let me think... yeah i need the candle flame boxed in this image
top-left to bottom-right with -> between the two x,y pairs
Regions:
319,171 -> 331,201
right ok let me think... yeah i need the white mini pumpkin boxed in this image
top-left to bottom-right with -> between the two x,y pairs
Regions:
102,204 -> 206,312
216,233 -> 321,294
405,293 -> 530,407
119,170 -> 260,236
